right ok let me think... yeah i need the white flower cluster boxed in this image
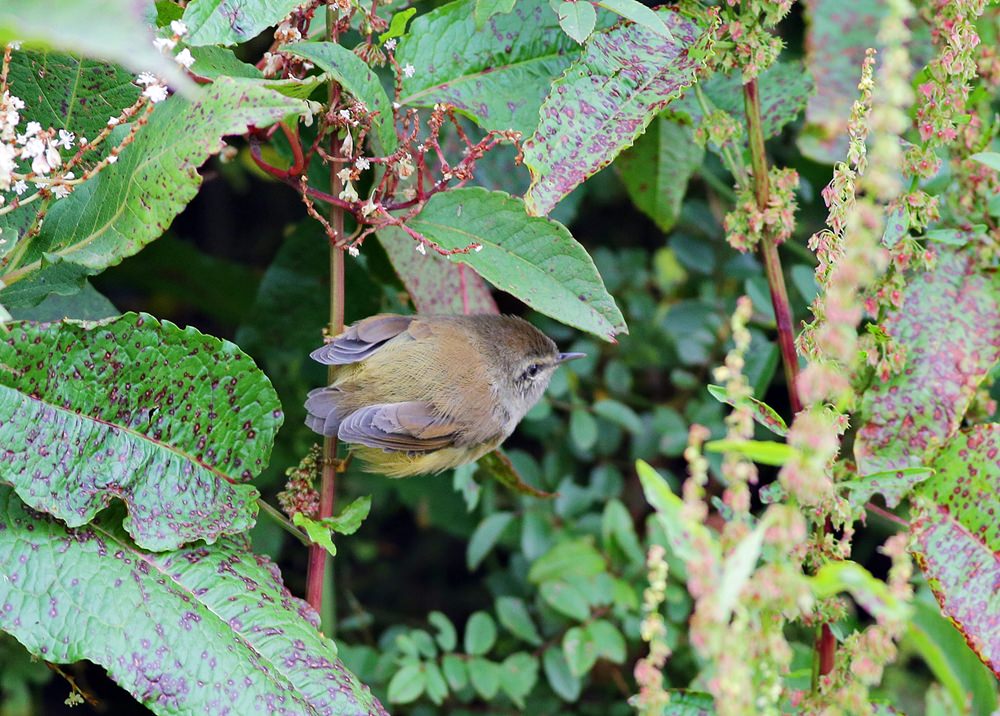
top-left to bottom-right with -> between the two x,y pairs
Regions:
142,19 -> 196,103
0,87 -> 76,196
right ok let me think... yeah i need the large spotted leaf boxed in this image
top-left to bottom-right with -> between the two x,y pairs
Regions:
0,489 -> 387,715
0,78 -> 304,307
912,424 -> 1000,676
0,313 -> 282,551
522,8 -> 708,216
377,225 -> 498,315
855,251 -> 1000,473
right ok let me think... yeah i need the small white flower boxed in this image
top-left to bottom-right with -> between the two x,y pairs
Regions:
136,72 -> 158,86
56,129 -> 75,149
44,144 -> 62,171
143,84 -> 169,103
153,37 -> 177,52
339,181 -> 359,203
107,116 -> 120,127
21,136 -> 44,158
340,131 -> 353,156
360,198 -> 377,217
336,167 -> 353,182
348,245 -> 360,257
384,39 -> 397,51
395,156 -> 414,179
392,101 -> 401,110
174,48 -> 195,69
402,63 -> 415,78
170,20 -> 188,36
8,94 -> 24,110
31,153 -> 51,176
52,184 -> 71,199
415,242 -> 426,255
474,244 -> 483,252
13,180 -> 28,195
7,41 -> 21,50
0,144 -> 15,190
107,153 -> 118,164
355,157 -> 370,170
338,109 -> 351,121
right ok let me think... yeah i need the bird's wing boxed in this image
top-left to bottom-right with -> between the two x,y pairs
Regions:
337,401 -> 458,453
309,314 -> 416,365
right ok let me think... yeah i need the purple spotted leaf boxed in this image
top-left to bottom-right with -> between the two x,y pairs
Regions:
0,312 -> 282,551
377,225 -> 498,315
855,251 -> 1000,473
882,203 -> 910,248
912,424 -> 1000,676
397,0 -> 603,137
668,60 -> 813,144
839,467 -> 934,509
182,0 -> 307,46
522,8 -> 709,216
0,488 -> 387,714
0,78 -> 304,307
406,187 -> 626,340
706,384 -> 789,437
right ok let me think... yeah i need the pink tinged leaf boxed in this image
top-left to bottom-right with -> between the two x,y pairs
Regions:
377,226 -> 498,315
855,251 -> 1000,474
522,8 -> 708,216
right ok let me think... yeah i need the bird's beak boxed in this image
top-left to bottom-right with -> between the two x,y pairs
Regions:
556,352 -> 586,364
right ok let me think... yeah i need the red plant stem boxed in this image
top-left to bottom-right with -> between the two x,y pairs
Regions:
743,78 -> 834,680
305,4 -> 347,629
281,122 -> 306,176
743,78 -> 802,415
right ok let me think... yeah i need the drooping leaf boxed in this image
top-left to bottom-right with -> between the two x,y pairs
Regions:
476,448 -> 556,497
558,1 -> 597,44
284,41 -> 397,153
616,118 -> 704,233
855,251 -> 1000,473
376,225 -> 498,315
839,467 -> 934,508
0,78 -> 304,306
0,0 -> 192,91
397,0 -> 601,137
407,188 -> 626,340
669,61 -> 813,144
182,0 -> 306,46
523,8 -> 708,216
0,313 -> 282,551
706,384 -> 789,437
913,424 -> 1000,675
0,489 -> 386,714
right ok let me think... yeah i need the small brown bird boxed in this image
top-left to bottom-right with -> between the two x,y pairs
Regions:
305,313 -> 584,477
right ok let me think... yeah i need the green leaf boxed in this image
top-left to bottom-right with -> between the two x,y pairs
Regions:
467,511 -> 515,569
855,251 -> 1000,473
293,514 -> 338,556
398,0 -> 592,137
586,619 -> 626,663
464,611 -> 498,655
496,596 -> 543,646
706,384 -> 789,437
0,313 -> 281,551
705,439 -> 796,466
663,691 -> 717,714
987,193 -> 1000,218
0,78 -> 303,306
540,580 -> 591,621
410,630 -> 438,659
523,8 -> 708,215
466,656 -> 501,699
182,0 -> 306,46
543,645 -> 582,701
597,0 -> 674,40
387,663 -> 426,704
924,227 -> 987,247
0,490 -> 385,714
424,661 -> 448,705
616,118 -> 704,233
637,460 -> 720,563
528,537 -> 606,583
601,499 -> 644,565
913,424 -> 1000,674
562,625 -> 599,677
473,0 -> 518,27
907,596 -> 999,715
441,653 -> 468,690
428,611 -> 458,652
407,187 -> 626,341
593,399 -> 644,434
839,467 -> 934,509
284,41 -> 397,153
969,151 -> 1000,172
476,448 -> 556,498
715,524 -> 766,621
9,282 -> 117,322
380,7 -> 416,41
500,652 -> 539,708
291,495 -> 371,556
0,0 -> 192,92
811,561 -> 911,622
557,0 -> 597,43
570,408 -> 599,450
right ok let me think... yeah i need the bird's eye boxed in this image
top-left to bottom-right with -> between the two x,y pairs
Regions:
525,364 -> 541,379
